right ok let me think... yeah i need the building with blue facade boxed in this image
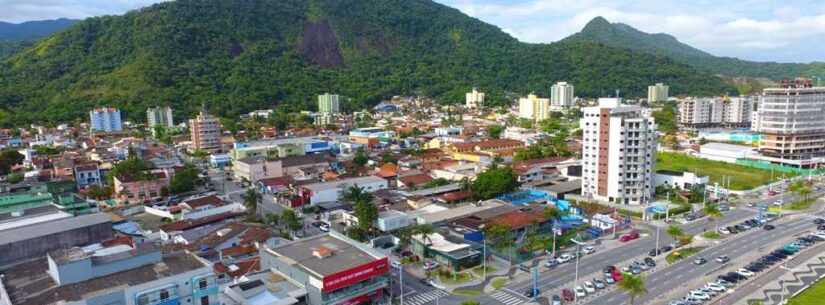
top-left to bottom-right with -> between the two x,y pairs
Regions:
89,107 -> 123,132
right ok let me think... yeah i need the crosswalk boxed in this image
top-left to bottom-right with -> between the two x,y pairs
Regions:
404,289 -> 450,305
490,291 -> 526,305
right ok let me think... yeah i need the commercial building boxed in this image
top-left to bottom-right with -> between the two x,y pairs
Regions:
698,142 -> 754,163
189,108 -> 222,153
581,98 -> 657,205
260,232 -> 390,305
653,170 -> 709,190
518,94 -> 551,122
113,172 -> 170,205
298,176 -> 388,206
89,107 -> 123,132
231,137 -> 332,161
411,232 -> 480,272
648,83 -> 669,102
753,81 -> 825,161
318,93 -> 341,114
678,97 -> 752,127
348,127 -> 395,147
233,154 -> 330,183
0,242 -> 217,305
0,211 -> 113,266
550,81 -> 574,109
146,106 -> 175,129
219,269 -> 307,305
465,88 -> 485,109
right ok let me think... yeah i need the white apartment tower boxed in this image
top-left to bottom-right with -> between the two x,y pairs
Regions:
89,107 -> 123,132
518,94 -> 551,122
648,83 -> 669,102
581,98 -> 657,205
678,97 -> 752,127
754,80 -> 825,160
550,81 -> 575,109
466,88 -> 485,109
189,107 -> 222,152
147,106 -> 174,128
318,93 -> 341,114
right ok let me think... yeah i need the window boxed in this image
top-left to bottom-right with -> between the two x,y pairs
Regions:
160,290 -> 169,301
200,296 -> 210,305
199,278 -> 209,289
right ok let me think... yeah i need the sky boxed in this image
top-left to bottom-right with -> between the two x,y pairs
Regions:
0,0 -> 823,63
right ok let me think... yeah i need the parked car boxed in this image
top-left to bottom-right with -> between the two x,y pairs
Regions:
524,288 -> 540,298
718,227 -> 731,235
582,246 -> 596,254
737,269 -> 755,277
644,257 -> 656,267
424,260 -> 440,270
764,224 -> 775,230
551,295 -> 562,305
575,286 -> 587,297
694,257 -> 707,265
557,254 -> 574,264
562,289 -> 575,302
612,271 -> 624,282
716,255 -> 730,263
593,279 -> 606,289
584,281 -> 596,293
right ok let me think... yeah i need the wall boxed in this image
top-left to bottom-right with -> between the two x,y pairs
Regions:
0,220 -> 113,267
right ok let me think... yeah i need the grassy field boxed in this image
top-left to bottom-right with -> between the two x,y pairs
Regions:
656,152 -> 790,190
702,231 -> 721,239
491,277 -> 508,290
788,198 -> 816,211
789,277 -> 825,305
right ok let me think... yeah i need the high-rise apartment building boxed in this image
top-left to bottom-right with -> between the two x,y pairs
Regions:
147,106 -> 174,128
318,93 -> 340,114
89,107 -> 123,132
677,97 -> 752,127
189,108 -> 222,152
581,98 -> 657,205
518,94 -> 551,122
648,83 -> 669,102
550,81 -> 575,109
754,80 -> 825,160
466,88 -> 485,109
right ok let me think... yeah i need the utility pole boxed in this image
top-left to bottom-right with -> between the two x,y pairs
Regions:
571,236 -> 584,302
483,239 -> 487,279
399,265 -> 404,305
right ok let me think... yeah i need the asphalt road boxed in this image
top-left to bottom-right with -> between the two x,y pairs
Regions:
589,211 -> 822,305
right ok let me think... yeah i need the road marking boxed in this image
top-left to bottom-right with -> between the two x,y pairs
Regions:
490,291 -> 526,305
404,289 -> 449,305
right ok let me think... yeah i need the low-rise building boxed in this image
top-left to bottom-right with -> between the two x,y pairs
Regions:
113,172 -> 170,205
298,176 -> 388,206
654,170 -> 709,190
411,232 -> 481,272
73,163 -> 101,188
260,232 -> 390,305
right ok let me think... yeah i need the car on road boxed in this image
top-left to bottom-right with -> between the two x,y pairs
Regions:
694,257 -> 707,265
644,257 -> 656,267
584,281 -> 596,293
612,271 -> 624,282
764,224 -> 775,230
562,289 -> 575,302
649,248 -> 662,257
545,259 -> 559,268
814,218 -> 825,224
557,254 -> 574,264
582,246 -> 596,254
593,279 -> 606,289
716,255 -> 730,263
620,231 -> 640,242
718,227 -> 731,235
524,288 -> 540,298
391,260 -> 401,269
319,223 -> 330,232
575,286 -> 587,297
551,295 -> 562,305
424,260 -> 440,270
768,190 -> 778,196
604,275 -> 615,284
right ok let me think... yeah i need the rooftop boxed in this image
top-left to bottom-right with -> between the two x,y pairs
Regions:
1,252 -> 206,305
0,213 -> 111,246
301,176 -> 385,193
268,233 -> 382,278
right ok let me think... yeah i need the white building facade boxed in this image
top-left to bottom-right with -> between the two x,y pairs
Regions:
581,98 -> 657,205
753,83 -> 825,160
647,83 -> 669,102
89,107 -> 123,132
465,88 -> 485,109
518,94 -> 551,122
146,106 -> 174,129
550,81 -> 574,109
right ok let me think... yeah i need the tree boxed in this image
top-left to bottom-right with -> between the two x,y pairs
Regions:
353,198 -> 378,233
703,203 -> 722,232
341,186 -> 374,205
0,149 -> 24,176
169,163 -> 199,194
86,184 -> 113,200
280,209 -> 302,234
242,189 -> 262,216
617,274 -> 647,305
6,172 -> 22,184
413,224 -> 435,244
471,166 -> 519,200
543,206 -> 562,220
109,152 -> 153,182
487,125 -> 504,139
484,223 -> 513,250
353,149 -> 369,168
666,225 -> 684,241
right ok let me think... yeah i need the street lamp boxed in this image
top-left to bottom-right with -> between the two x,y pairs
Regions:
571,236 -> 585,302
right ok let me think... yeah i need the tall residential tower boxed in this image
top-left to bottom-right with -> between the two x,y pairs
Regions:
89,107 -> 123,132
550,81 -> 574,109
754,80 -> 825,161
648,83 -> 669,102
581,98 -> 657,205
147,106 -> 174,128
466,88 -> 485,109
189,107 -> 222,152
318,93 -> 341,114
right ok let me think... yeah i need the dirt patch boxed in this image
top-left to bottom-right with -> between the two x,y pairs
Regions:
298,20 -> 344,68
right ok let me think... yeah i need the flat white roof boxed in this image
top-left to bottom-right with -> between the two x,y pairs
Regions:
413,232 -> 469,253
302,176 -> 385,192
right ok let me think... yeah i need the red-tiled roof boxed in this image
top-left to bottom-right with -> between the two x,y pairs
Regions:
159,212 -> 243,232
213,257 -> 261,278
184,195 -> 225,209
439,191 -> 472,202
451,139 -> 524,151
258,176 -> 292,187
239,227 -> 272,244
376,163 -> 399,178
399,173 -> 433,186
220,245 -> 257,257
488,209 -> 548,230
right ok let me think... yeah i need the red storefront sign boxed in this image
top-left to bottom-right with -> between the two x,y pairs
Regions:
338,289 -> 383,305
323,257 -> 389,292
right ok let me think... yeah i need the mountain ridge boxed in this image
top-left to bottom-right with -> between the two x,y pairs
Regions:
0,0 -> 734,125
564,16 -> 825,81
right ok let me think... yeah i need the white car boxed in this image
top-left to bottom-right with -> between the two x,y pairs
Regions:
811,232 -> 825,240
583,281 -> 596,293
688,291 -> 711,300
575,286 -> 587,297
738,269 -> 755,277
557,254 -> 574,264
774,200 -> 784,206
705,283 -> 726,292
718,227 -> 731,235
391,260 -> 401,269
424,261 -> 440,270
583,246 -> 596,254
319,223 -> 330,232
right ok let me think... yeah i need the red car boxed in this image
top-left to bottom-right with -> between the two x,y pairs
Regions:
619,231 -> 640,242
611,270 -> 624,282
562,288 -> 575,302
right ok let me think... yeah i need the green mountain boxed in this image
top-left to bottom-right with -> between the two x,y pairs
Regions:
565,17 -> 825,80
0,0 -> 734,125
0,18 -> 78,41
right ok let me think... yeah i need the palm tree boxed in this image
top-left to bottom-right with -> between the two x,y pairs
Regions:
341,185 -> 373,205
414,224 -> 435,245
703,203 -> 722,232
242,189 -> 262,217
618,274 -> 648,305
666,225 -> 684,242
542,206 -> 562,220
